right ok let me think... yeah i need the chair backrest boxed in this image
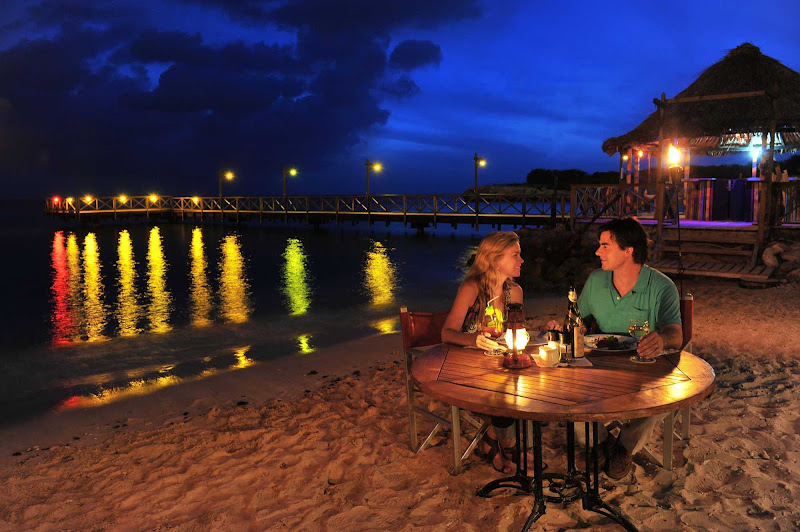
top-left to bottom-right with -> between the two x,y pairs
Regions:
399,306 -> 451,350
680,293 -> 693,350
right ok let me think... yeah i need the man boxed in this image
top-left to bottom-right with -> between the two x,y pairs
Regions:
578,217 -> 683,479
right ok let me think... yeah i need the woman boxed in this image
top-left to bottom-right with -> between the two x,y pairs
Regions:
441,231 -> 524,474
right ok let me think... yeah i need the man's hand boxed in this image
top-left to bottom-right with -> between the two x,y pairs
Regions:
637,331 -> 665,360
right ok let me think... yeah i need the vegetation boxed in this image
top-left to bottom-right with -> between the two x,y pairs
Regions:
515,226 -> 598,294
526,168 -> 617,188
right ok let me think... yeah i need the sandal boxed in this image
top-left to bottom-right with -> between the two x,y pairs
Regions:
475,434 -> 514,474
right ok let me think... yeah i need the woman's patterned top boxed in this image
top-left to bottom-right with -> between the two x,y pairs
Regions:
461,280 -> 512,333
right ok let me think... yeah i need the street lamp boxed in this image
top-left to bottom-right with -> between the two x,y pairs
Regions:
365,159 -> 382,222
473,153 -> 486,226
219,170 -> 234,208
282,167 -> 298,197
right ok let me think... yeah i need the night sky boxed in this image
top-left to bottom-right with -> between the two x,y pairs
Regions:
2,0 -> 800,199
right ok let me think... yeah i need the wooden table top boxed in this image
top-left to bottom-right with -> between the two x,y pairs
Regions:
411,345 -> 716,422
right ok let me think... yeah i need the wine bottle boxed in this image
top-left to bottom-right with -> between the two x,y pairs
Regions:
563,286 -> 584,359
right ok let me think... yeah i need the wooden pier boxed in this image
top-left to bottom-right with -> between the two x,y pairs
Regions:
45,183 -> 800,284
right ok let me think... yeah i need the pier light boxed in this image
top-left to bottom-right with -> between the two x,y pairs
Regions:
365,159 -> 382,197
192,196 -> 200,204
751,146 -> 762,162
219,170 -> 235,207
282,167 -> 299,197
52,196 -> 61,204
149,194 -> 159,203
622,154 -> 629,161
83,195 -> 93,204
66,197 -> 74,204
667,145 -> 681,166
118,195 -> 128,204
637,150 -> 644,158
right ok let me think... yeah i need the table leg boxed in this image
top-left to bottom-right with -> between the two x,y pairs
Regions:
581,422 -> 639,532
476,420 -> 536,497
521,421 -> 546,531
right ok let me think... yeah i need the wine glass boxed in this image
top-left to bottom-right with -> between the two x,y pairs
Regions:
481,304 -> 505,356
629,318 -> 653,363
628,318 -> 650,343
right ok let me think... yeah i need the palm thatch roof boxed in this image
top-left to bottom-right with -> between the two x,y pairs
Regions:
602,43 -> 800,156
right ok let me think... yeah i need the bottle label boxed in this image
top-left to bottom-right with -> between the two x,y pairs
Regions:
573,326 -> 584,358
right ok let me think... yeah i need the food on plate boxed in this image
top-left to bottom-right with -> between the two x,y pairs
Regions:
590,335 -> 633,350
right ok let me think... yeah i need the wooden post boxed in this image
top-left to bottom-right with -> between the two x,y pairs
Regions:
655,93 -> 666,239
570,186 -> 577,230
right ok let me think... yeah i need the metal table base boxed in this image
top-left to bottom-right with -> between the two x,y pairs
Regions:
477,421 -> 638,532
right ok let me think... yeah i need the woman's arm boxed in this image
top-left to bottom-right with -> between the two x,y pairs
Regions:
441,281 -> 495,349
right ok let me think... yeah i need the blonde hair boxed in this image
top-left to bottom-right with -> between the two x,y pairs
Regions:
464,231 -> 520,311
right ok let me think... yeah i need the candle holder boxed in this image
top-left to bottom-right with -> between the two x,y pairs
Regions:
503,303 -> 532,369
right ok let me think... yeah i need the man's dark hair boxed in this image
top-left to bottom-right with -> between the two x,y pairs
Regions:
597,217 -> 649,264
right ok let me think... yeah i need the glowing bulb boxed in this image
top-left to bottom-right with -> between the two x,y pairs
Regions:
192,196 -> 200,204
637,150 -> 644,158
479,159 -> 487,167
118,195 -> 127,203
751,147 -> 762,162
225,171 -> 234,180
83,195 -> 93,203
52,196 -> 61,203
66,197 -> 74,204
289,168 -> 298,176
667,145 -> 681,166
149,194 -> 158,203
373,163 -> 382,172
623,155 -> 629,161
504,327 -> 530,351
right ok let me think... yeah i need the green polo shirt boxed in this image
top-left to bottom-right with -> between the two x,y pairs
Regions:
577,264 -> 681,335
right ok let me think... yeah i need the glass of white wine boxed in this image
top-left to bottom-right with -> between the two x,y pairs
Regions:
629,318 -> 653,363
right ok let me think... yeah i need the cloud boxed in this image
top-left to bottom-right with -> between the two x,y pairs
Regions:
0,0 -> 481,196
388,40 -> 442,71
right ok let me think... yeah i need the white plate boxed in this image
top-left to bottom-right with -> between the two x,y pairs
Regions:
584,334 -> 637,352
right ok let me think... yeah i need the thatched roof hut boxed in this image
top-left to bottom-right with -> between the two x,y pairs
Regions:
602,43 -> 800,157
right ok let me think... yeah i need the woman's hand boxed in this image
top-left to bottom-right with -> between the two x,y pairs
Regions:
475,332 -> 501,350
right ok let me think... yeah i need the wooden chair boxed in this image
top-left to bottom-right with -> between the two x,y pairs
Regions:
400,306 -> 488,475
641,293 -> 693,470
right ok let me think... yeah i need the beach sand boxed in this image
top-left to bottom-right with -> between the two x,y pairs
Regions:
1,280 -> 800,531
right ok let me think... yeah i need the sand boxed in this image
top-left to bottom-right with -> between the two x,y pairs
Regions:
1,279 -> 800,531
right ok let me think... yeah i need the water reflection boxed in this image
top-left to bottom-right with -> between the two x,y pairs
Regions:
146,227 -> 172,333
116,230 -> 141,336
218,234 -> 252,323
297,333 -> 314,354
189,228 -> 213,326
233,346 -> 254,369
363,240 -> 397,306
371,317 -> 398,335
50,232 -> 74,343
67,234 -> 82,339
82,233 -> 107,341
282,238 -> 312,315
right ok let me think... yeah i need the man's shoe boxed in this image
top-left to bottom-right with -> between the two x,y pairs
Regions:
605,440 -> 632,480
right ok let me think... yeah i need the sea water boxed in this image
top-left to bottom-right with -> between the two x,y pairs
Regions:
0,199 -> 487,423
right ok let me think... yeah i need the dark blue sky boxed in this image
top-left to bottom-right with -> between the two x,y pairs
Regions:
2,0 -> 800,198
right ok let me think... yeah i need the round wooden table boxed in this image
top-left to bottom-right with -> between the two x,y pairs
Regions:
411,344 -> 716,531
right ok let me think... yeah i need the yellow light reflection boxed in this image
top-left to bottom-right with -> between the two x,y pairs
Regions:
371,317 -> 398,335
82,233 -> 106,341
188,228 -> 213,326
218,234 -> 252,323
297,334 -> 315,354
282,238 -> 311,315
67,234 -> 82,340
363,240 -> 397,306
116,230 -> 141,336
146,227 -> 172,333
233,346 -> 254,369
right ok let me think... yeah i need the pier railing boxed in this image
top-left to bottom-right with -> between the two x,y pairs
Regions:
45,190 -> 572,228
